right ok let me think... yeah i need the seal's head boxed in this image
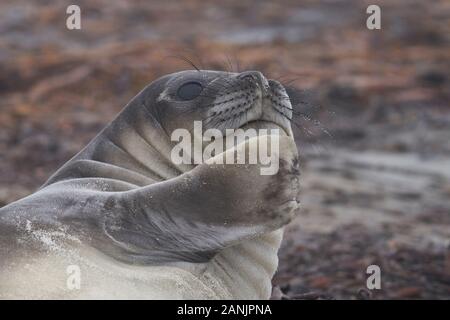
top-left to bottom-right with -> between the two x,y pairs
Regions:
139,70 -> 293,137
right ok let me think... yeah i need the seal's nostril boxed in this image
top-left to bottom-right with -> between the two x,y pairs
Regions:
238,71 -> 269,95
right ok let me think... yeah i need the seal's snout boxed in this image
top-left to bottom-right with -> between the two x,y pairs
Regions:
198,69 -> 294,136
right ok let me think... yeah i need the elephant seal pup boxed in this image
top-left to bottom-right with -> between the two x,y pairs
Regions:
0,70 -> 300,299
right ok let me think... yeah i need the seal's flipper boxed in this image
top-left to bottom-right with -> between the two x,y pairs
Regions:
105,135 -> 299,264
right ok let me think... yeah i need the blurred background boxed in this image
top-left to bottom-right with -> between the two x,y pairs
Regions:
0,0 -> 449,299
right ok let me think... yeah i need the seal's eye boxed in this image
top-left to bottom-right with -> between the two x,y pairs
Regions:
177,82 -> 203,100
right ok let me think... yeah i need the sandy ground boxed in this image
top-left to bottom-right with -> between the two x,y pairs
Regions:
0,0 -> 449,299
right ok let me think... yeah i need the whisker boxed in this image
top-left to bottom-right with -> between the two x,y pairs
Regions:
165,54 -> 201,71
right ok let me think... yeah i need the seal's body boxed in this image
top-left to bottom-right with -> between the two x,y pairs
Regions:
0,70 -> 300,299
